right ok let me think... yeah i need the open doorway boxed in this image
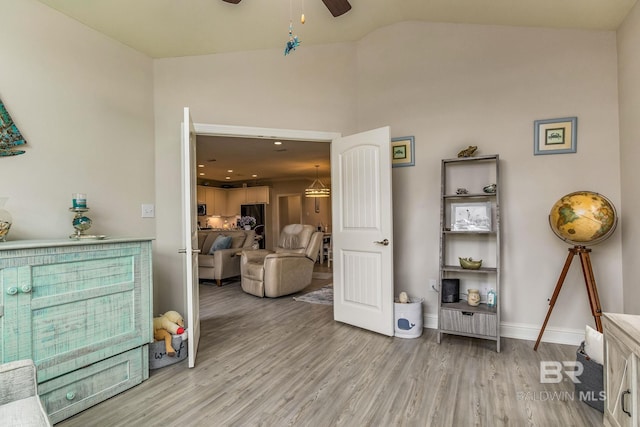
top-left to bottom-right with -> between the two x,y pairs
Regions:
194,124 -> 338,250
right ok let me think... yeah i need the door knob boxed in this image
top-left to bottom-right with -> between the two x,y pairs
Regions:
374,239 -> 390,246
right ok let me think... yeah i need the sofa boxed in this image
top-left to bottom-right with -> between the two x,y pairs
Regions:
240,224 -> 323,298
198,229 -> 256,286
0,359 -> 52,426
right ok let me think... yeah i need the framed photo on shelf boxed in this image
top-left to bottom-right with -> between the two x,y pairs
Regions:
451,202 -> 492,231
391,136 -> 415,167
533,117 -> 577,155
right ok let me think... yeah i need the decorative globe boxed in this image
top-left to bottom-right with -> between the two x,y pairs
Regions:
549,191 -> 617,246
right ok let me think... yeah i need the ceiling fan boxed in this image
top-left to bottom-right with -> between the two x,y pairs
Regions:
221,0 -> 352,17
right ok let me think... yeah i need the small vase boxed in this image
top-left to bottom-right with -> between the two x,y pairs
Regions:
244,225 -> 251,230
467,289 -> 481,306
0,197 -> 13,242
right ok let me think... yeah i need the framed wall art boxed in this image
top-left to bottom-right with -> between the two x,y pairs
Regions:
391,136 -> 415,167
450,202 -> 492,232
533,117 -> 577,155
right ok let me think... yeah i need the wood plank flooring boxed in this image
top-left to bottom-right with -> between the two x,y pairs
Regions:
58,271 -> 603,426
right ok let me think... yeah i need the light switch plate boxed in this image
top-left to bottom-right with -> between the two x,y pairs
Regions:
141,204 -> 155,218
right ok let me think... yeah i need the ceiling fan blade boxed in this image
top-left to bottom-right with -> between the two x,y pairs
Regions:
321,0 -> 351,17
222,0 -> 242,4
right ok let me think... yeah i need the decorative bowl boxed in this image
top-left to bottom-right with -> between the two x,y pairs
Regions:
459,257 -> 482,270
483,183 -> 497,194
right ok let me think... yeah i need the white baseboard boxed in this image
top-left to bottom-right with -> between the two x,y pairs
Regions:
422,314 -> 584,346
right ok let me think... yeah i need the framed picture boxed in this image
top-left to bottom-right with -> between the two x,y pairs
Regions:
451,202 -> 492,231
533,117 -> 577,155
391,136 -> 415,167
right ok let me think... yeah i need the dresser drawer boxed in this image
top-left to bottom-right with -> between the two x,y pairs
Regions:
39,346 -> 148,424
440,308 -> 497,337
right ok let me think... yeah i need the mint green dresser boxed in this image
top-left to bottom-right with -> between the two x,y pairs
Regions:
0,238 -> 153,423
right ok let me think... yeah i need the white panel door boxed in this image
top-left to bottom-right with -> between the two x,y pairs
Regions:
181,107 -> 200,367
331,126 -> 394,336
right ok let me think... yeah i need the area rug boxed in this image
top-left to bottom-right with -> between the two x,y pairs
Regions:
293,284 -> 333,305
311,272 -> 333,280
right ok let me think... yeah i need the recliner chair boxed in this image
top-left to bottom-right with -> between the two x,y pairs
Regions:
241,224 -> 323,297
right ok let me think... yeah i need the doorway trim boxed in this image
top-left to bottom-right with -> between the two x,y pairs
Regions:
194,123 -> 340,142
194,122 -> 340,250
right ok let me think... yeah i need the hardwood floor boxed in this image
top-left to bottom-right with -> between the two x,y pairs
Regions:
58,270 -> 603,426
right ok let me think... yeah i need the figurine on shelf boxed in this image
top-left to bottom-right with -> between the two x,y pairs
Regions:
457,146 -> 478,157
483,183 -> 497,193
459,257 -> 482,270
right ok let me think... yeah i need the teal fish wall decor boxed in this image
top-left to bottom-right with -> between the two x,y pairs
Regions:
0,97 -> 27,157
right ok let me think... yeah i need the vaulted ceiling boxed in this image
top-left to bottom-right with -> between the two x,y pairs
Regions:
37,0 -> 636,58
35,0 -> 636,184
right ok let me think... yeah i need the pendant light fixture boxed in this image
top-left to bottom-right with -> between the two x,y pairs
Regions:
305,165 -> 330,198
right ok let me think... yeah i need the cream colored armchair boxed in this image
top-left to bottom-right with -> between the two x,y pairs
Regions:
241,224 -> 323,298
0,359 -> 52,426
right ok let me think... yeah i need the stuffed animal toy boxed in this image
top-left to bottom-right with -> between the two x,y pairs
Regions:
153,310 -> 185,357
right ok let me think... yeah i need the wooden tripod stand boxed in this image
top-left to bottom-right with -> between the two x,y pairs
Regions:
533,245 -> 603,351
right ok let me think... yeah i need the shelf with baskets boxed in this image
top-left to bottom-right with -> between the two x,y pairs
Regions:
437,154 -> 501,352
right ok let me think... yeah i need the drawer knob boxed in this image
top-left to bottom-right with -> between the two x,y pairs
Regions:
20,285 -> 32,293
66,392 -> 76,401
6,287 -> 17,295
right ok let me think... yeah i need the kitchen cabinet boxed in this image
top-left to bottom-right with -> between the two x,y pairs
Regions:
205,187 -> 226,216
225,188 -> 245,216
196,186 -> 206,204
212,188 -> 227,215
245,186 -> 270,204
198,185 -> 269,217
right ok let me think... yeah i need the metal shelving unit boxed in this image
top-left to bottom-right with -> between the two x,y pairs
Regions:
437,155 -> 501,352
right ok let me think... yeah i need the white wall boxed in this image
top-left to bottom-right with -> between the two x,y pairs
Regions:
2,2 -> 630,343
0,0 -> 155,241
357,22 -> 622,341
154,21 -> 623,344
618,2 -> 640,315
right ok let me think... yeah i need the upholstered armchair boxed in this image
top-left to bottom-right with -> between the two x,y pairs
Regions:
0,359 -> 52,426
241,224 -> 323,297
